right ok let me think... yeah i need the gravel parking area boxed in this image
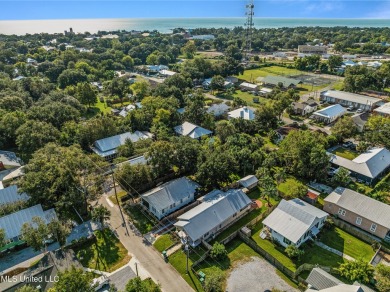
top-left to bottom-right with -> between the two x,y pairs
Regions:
226,256 -> 298,292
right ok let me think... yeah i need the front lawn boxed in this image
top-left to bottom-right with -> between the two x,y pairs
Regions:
74,228 -> 130,272
125,204 -> 157,234
277,176 -> 307,198
331,146 -> 359,160
153,233 -> 177,253
319,227 -> 375,262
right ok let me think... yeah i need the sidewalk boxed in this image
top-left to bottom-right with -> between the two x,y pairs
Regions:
315,241 -> 355,261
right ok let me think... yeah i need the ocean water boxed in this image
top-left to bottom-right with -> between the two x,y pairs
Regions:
1,18 -> 390,35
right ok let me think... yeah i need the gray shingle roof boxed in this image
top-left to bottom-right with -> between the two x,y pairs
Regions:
175,189 -> 252,242
174,122 -> 212,139
141,177 -> 200,211
324,187 -> 390,229
0,204 -> 57,240
306,268 -> 343,290
92,131 -> 152,157
263,199 -> 328,243
328,147 -> 390,179
0,185 -> 29,205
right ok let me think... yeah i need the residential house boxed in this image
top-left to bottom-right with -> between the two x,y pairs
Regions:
324,187 -> 390,241
26,58 -> 37,66
202,78 -> 234,90
342,60 -> 356,67
175,189 -> 252,247
228,106 -> 255,120
91,131 -> 153,160
292,99 -> 318,116
2,166 -> 25,184
206,103 -> 230,117
0,204 -> 57,244
373,102 -> 390,117
225,76 -> 239,84
159,70 -> 177,77
116,155 -> 147,169
12,76 -> 25,81
312,104 -> 346,124
261,76 -> 302,89
259,87 -> 273,96
320,90 -> 382,111
351,112 -> 369,132
262,198 -> 328,248
298,45 -> 327,55
119,104 -> 137,118
141,177 -> 200,220
305,267 -> 374,292
174,122 -> 212,139
238,175 -> 258,190
328,147 -> 390,184
0,185 -> 29,206
239,82 -> 259,92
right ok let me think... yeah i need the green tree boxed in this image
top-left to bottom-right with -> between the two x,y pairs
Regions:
91,205 -> 111,227
332,167 -> 351,187
365,115 -> 390,149
285,245 -> 304,259
332,116 -> 358,141
0,228 -> 5,247
115,164 -> 154,193
328,55 -> 343,71
184,91 -> 206,125
215,120 -> 236,143
210,75 -> 225,93
288,182 -> 307,199
145,141 -> 175,177
21,216 -> 49,251
76,82 -> 97,107
257,168 -> 278,205
125,277 -> 161,292
181,41 -> 197,59
375,264 -> 390,292
16,120 -> 60,156
58,69 -> 88,89
51,266 -> 95,292
48,219 -> 70,248
106,77 -> 131,104
210,242 -> 227,260
337,260 -> 374,284
122,55 -> 134,69
255,104 -> 278,131
204,271 -> 224,292
0,96 -> 26,112
130,80 -> 151,100
116,138 -> 135,158
16,286 -> 39,292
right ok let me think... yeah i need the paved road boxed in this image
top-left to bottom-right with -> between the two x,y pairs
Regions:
98,195 -> 194,292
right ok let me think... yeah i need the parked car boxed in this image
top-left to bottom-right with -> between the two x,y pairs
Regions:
343,141 -> 354,148
347,106 -> 354,111
356,108 -> 364,113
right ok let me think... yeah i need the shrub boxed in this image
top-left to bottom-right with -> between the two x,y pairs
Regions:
336,259 -> 374,284
210,242 -> 227,260
285,245 -> 304,259
204,271 -> 224,292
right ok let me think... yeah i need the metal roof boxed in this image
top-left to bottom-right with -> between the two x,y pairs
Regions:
313,104 -> 346,119
174,122 -> 212,139
141,177 -> 200,212
374,102 -> 390,115
239,82 -> 258,89
0,185 -> 29,205
228,107 -> 255,120
324,187 -> 390,229
175,189 -> 252,242
263,199 -> 328,244
328,147 -> 390,179
207,103 -> 230,116
238,175 -> 258,188
318,285 -> 364,292
92,131 -> 152,157
321,90 -> 382,105
0,204 -> 57,240
116,155 -> 147,168
306,268 -> 343,290
0,150 -> 22,167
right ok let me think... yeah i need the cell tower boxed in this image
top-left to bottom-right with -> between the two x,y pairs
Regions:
244,0 -> 255,59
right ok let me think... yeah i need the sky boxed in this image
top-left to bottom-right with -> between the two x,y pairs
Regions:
0,0 -> 390,20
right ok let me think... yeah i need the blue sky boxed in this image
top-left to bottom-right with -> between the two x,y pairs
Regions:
0,1 -> 390,20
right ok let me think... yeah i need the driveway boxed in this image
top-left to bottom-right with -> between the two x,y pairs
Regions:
98,194 -> 194,292
226,256 -> 298,292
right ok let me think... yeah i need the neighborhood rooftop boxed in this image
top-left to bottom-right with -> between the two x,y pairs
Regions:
174,189 -> 252,243
374,102 -> 390,115
314,104 -> 346,119
0,185 -> 29,205
328,147 -> 390,179
306,268 -> 343,291
262,198 -> 328,244
321,90 -> 382,104
325,187 -> 390,229
174,122 -> 212,139
141,177 -> 200,212
0,204 -> 57,241
228,106 -> 255,120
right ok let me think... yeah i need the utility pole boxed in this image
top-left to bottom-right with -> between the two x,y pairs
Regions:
244,0 -> 255,60
185,237 -> 189,274
111,164 -> 130,236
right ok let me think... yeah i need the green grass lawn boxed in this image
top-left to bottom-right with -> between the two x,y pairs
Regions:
331,146 -> 359,160
109,190 -> 128,205
319,227 -> 375,262
74,228 -> 130,272
153,233 -> 177,253
84,98 -> 112,118
277,176 -> 306,198
125,204 -> 156,234
332,81 -> 344,91
238,66 -> 302,83
215,90 -> 268,108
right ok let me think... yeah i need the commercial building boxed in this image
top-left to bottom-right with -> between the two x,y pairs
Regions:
320,90 -> 382,111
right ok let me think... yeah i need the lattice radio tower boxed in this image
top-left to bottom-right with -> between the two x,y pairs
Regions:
244,0 -> 255,59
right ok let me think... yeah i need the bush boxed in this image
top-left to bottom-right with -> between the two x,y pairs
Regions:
204,271 -> 224,292
336,259 -> 374,284
285,245 -> 304,259
210,242 -> 227,260
323,218 -> 335,230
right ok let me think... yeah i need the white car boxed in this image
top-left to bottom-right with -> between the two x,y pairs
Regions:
356,108 -> 364,113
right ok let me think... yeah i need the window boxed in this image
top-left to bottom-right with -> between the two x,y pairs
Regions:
356,217 -> 362,225
297,239 -> 301,245
162,208 -> 166,214
283,237 -> 291,245
315,222 -> 319,228
338,208 -> 346,216
370,223 -> 377,232
180,199 -> 183,204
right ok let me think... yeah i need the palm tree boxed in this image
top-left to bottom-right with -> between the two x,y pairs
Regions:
91,205 -> 111,228
274,167 -> 286,197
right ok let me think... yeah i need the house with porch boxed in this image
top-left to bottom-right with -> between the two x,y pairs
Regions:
174,189 -> 252,247
141,177 -> 200,220
324,187 -> 390,242
291,99 -> 319,116
262,198 -> 328,248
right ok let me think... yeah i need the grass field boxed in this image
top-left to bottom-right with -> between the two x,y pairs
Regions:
216,89 -> 268,108
153,233 -> 177,253
74,228 -> 130,272
320,227 -> 375,262
331,146 -> 359,160
125,204 -> 156,234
